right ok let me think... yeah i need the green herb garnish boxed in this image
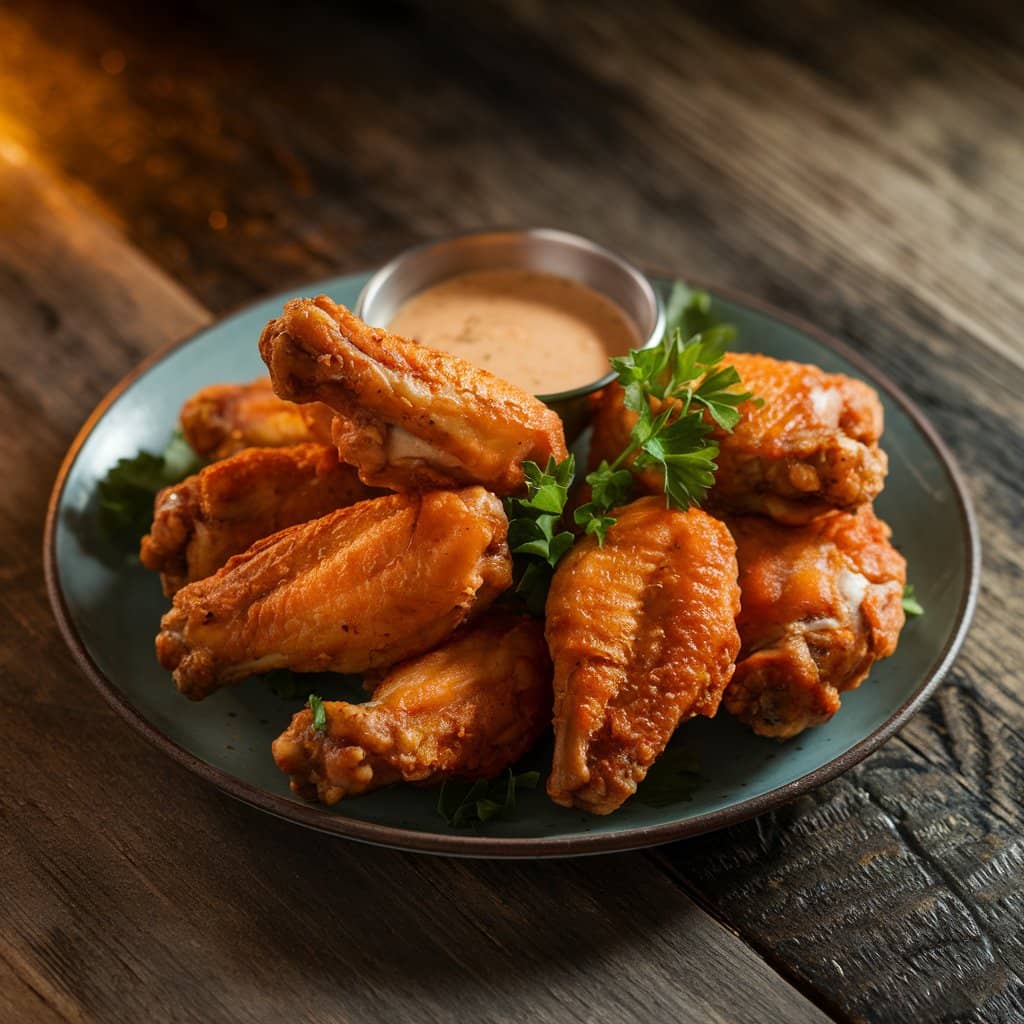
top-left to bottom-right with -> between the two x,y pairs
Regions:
634,746 -> 705,808
307,693 -> 328,732
574,283 -> 754,542
663,279 -> 719,339
902,583 -> 924,617
97,429 -> 202,542
503,455 -> 576,614
572,464 -> 633,545
503,283 -> 754,608
437,769 -> 541,827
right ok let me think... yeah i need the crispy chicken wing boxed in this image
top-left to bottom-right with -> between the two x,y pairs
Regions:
272,612 -> 552,804
179,377 -> 334,460
258,295 -> 568,494
545,498 -> 741,814
156,487 -> 512,700
724,506 -> 906,739
140,443 -> 378,596
589,353 -> 887,524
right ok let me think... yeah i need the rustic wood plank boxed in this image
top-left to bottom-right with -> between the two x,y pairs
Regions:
0,952 -> 78,1024
3,1 -> 1023,364
2,1 -> 1023,1020
0,146 -> 830,1024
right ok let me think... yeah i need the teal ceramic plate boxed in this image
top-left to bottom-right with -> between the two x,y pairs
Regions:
45,272 -> 979,857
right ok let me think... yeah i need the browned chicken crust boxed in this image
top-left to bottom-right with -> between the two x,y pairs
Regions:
140,443 -> 378,596
589,353 -> 887,524
724,506 -> 906,739
300,401 -> 336,443
179,377 -> 334,461
258,295 -> 568,494
273,612 -> 552,804
545,498 -> 741,815
156,487 -> 512,700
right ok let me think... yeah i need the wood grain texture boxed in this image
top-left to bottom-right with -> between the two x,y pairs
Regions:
0,150 -> 828,1024
1,0 -> 1022,1021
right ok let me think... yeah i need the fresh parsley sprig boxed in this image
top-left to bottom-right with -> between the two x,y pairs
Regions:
575,282 -> 755,543
307,693 -> 328,732
663,279 -> 719,340
437,769 -> 541,827
503,455 -> 577,614
503,283 -> 754,607
97,429 -> 202,542
902,584 -> 924,617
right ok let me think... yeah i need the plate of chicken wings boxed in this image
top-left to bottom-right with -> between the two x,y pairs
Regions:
45,272 -> 978,856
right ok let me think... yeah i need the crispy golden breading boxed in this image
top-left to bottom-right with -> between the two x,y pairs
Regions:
140,444 -> 377,596
156,487 -> 512,700
545,498 -> 741,815
258,295 -> 568,494
724,506 -> 906,739
179,377 -> 334,460
299,401 -> 336,444
589,353 -> 887,524
273,613 -> 552,805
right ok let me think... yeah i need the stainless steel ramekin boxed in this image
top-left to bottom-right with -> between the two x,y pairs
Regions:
355,228 -> 664,433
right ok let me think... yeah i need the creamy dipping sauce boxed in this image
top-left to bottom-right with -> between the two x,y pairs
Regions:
388,268 -> 640,394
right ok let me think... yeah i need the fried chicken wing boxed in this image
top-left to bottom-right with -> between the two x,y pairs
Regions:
724,506 -> 906,739
272,612 -> 552,804
156,487 -> 512,700
258,295 -> 568,494
140,444 -> 378,596
179,377 -> 334,460
589,353 -> 887,524
545,498 -> 741,814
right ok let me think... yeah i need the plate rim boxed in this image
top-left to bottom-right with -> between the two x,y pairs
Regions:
43,269 -> 981,859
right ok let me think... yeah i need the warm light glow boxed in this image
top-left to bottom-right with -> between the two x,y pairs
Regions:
0,109 -> 31,167
0,136 -> 28,166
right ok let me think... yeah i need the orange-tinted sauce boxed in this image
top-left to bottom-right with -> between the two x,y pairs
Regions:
388,268 -> 640,394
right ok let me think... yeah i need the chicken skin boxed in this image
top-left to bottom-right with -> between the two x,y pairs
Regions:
156,487 -> 512,700
258,295 -> 568,494
589,353 -> 887,524
140,444 -> 378,596
724,506 -> 906,739
272,613 -> 552,805
545,498 -> 741,814
179,377 -> 334,461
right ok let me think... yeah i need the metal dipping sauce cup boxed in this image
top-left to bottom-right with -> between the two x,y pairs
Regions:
355,228 -> 665,437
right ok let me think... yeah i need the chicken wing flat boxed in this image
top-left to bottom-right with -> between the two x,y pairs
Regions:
258,295 -> 568,494
156,487 -> 512,700
179,377 -> 334,460
272,612 -> 552,804
140,443 -> 378,596
545,498 -> 741,815
724,506 -> 906,739
589,353 -> 887,524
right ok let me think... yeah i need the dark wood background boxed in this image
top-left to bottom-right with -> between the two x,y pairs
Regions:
2,2 -> 1022,1022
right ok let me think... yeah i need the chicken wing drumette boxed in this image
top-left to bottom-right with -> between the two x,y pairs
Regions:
589,353 -> 887,525
724,506 -> 906,739
140,443 -> 378,596
545,497 -> 741,815
273,612 -> 552,804
179,377 -> 334,461
156,487 -> 512,700
258,296 -> 568,494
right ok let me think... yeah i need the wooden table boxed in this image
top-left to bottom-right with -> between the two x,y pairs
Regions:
2,2 -> 1022,1021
